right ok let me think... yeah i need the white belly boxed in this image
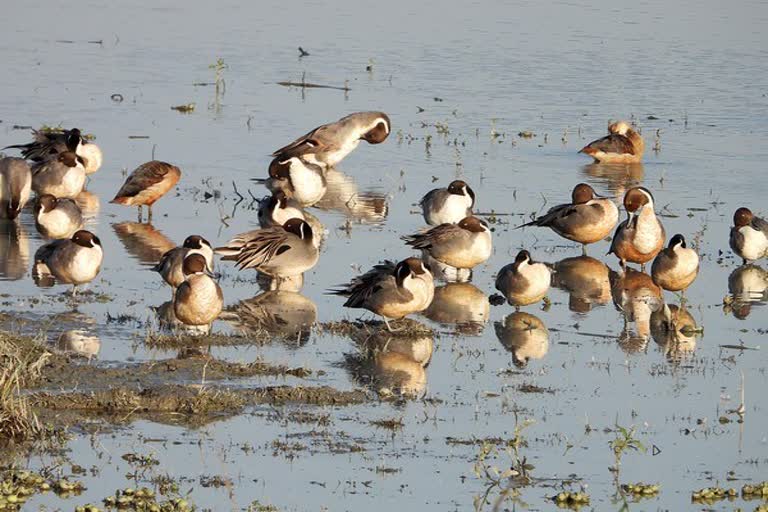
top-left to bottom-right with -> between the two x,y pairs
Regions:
740,226 -> 768,261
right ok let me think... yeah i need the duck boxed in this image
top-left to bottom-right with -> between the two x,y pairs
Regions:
579,120 -> 644,163
31,151 -> 86,199
730,207 -> 768,264
272,111 -> 391,168
258,191 -> 306,228
402,216 -> 492,270
152,235 -> 215,291
651,234 -> 699,292
552,256 -> 612,312
494,312 -> 550,368
609,187 -> 665,269
110,161 -> 181,221
0,157 -> 32,219
419,180 -> 475,226
5,128 -> 103,175
517,183 -> 618,252
495,250 -> 551,308
33,230 -> 103,295
329,258 -> 435,331
34,194 -> 83,239
215,218 -> 319,283
261,156 -> 327,206
173,253 -> 223,330
257,191 -> 325,248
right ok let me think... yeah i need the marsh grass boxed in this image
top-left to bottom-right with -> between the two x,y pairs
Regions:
0,332 -> 50,440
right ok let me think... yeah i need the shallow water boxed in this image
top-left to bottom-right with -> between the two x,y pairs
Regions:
1,0 -> 768,510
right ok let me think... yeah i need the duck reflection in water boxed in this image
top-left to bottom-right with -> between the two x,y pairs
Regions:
610,268 -> 664,353
580,163 -> 643,198
225,290 -> 317,345
342,327 -> 433,399
57,329 -> 100,360
650,304 -> 699,361
112,221 -> 175,265
422,282 -> 489,334
552,256 -> 611,313
725,264 -> 768,319
0,220 -> 30,281
494,312 -> 549,368
313,168 -> 389,224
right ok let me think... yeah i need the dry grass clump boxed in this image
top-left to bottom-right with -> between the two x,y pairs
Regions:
0,332 -> 50,439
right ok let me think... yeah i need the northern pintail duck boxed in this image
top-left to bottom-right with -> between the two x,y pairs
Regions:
173,253 -> 223,330
34,230 -> 103,295
34,194 -> 83,239
330,257 -> 434,331
257,191 -> 324,247
216,218 -> 319,282
609,187 -> 665,269
651,234 -> 699,292
0,157 -> 32,219
580,121 -> 644,164
420,180 -> 475,226
31,151 -> 86,199
153,235 -> 214,291
552,256 -> 612,312
272,111 -> 391,168
730,207 -> 768,264
262,156 -> 327,206
111,161 -> 181,221
258,191 -> 306,228
6,128 -> 103,175
495,250 -> 551,308
495,312 -> 549,368
518,183 -> 618,252
402,216 -> 492,270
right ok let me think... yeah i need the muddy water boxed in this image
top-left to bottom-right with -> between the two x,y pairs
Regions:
1,0 -> 768,510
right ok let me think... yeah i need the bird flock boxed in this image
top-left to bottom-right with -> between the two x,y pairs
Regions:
0,114 -> 766,336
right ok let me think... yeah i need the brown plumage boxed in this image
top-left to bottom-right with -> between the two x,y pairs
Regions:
580,121 -> 645,164
110,161 -> 181,221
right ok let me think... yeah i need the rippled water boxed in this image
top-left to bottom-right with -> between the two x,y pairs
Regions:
1,0 -> 768,510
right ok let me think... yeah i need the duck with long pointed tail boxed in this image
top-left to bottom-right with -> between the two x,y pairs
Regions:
517,183 -> 617,253
329,258 -> 434,332
272,112 -> 391,169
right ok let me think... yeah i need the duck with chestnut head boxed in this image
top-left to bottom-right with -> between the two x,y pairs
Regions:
609,187 -> 665,270
419,180 -> 476,226
730,207 -> 768,265
272,111 -> 391,169
580,120 -> 644,164
517,183 -> 618,253
34,229 -> 103,295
